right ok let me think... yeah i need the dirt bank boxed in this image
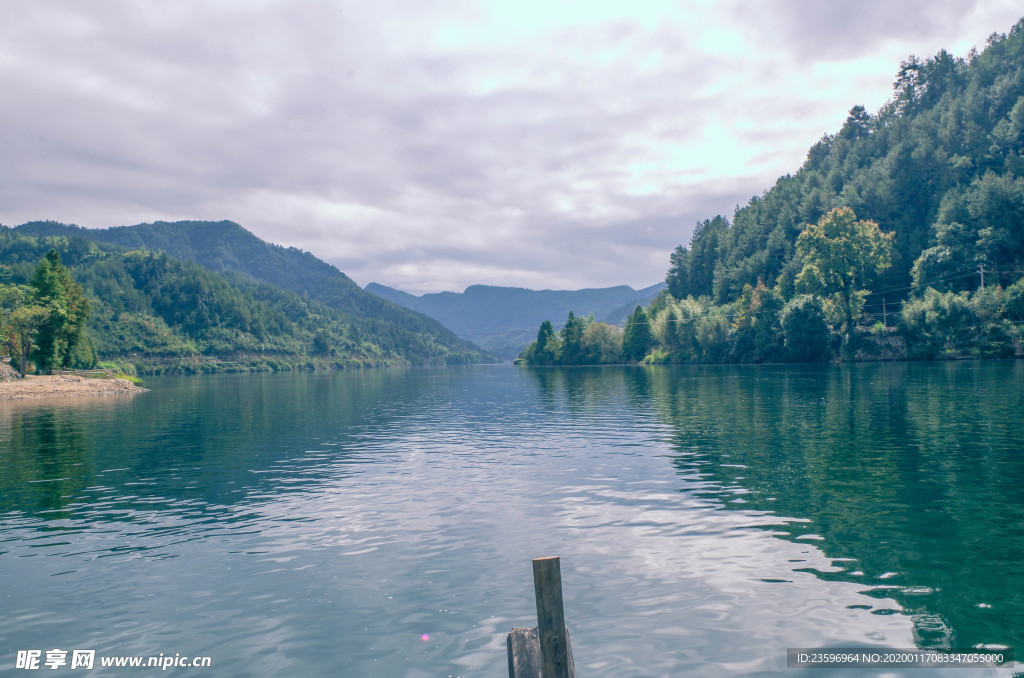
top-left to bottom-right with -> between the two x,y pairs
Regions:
0,374 -> 148,400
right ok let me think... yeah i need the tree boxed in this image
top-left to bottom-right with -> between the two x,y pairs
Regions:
910,221 -> 976,290
7,304 -> 48,376
559,311 -> 585,364
839,105 -> 872,141
519,320 -> 560,365
0,283 -> 23,350
780,295 -> 831,362
653,296 -> 704,362
312,329 -> 332,356
730,283 -> 758,360
795,207 -> 893,330
666,245 -> 690,299
1,283 -> 52,376
622,306 -> 654,362
1006,276 -> 1024,321
749,281 -> 785,362
686,216 -> 728,298
30,250 -> 93,372
580,322 -> 623,364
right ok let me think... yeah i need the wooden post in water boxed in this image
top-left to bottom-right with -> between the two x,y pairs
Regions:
507,556 -> 576,678
533,556 -> 569,678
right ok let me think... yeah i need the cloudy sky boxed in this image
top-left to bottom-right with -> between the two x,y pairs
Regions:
2,1 -> 1021,293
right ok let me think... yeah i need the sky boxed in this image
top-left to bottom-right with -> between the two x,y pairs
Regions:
2,1 -> 1022,294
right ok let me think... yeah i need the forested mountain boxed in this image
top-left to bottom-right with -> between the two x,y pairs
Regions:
14,220 -> 471,343
521,19 -> 1024,366
0,227 -> 494,372
669,21 -> 1024,304
367,282 -> 664,360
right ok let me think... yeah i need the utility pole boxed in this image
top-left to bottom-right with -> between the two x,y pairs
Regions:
980,264 -> 985,291
882,298 -> 887,327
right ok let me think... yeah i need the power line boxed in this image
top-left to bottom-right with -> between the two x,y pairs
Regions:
869,269 -> 978,296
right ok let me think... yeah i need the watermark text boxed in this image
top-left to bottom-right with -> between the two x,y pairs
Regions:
15,650 -> 211,671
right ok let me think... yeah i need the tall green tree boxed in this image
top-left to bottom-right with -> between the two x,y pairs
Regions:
687,216 -> 728,298
622,306 -> 654,362
1,284 -> 46,376
30,250 -> 93,372
666,245 -> 690,299
581,322 -> 623,364
795,207 -> 893,330
7,304 -> 48,377
559,311 -> 585,364
523,320 -> 559,365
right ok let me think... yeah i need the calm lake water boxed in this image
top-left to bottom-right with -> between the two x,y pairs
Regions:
1,362 -> 1022,677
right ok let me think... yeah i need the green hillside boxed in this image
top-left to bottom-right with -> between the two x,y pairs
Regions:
669,22 -> 1024,304
14,220 -> 483,344
521,18 -> 1024,365
1,226 -> 495,373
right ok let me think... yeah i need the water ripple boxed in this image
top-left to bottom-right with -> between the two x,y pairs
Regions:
1,364 -> 1022,676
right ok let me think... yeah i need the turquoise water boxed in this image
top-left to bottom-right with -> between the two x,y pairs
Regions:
1,362 -> 1022,676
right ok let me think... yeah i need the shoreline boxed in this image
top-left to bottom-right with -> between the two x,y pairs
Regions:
0,374 -> 148,400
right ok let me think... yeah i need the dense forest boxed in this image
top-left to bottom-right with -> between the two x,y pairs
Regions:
520,19 -> 1024,365
0,229 -> 494,374
14,219 -> 489,353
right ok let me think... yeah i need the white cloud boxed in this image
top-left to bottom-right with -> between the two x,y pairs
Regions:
1,0 -> 1021,293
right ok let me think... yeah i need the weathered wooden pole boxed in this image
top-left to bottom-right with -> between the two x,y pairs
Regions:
533,556 -> 570,678
507,556 -> 576,678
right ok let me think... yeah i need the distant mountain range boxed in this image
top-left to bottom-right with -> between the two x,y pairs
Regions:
9,220 -> 495,366
366,282 -> 666,360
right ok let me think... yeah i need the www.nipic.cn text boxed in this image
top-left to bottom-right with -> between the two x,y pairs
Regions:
15,650 -> 212,671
